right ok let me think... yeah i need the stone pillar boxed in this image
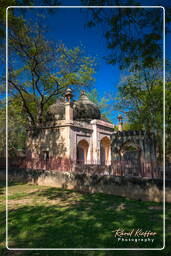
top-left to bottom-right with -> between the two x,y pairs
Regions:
91,120 -> 100,165
118,115 -> 123,132
64,88 -> 73,124
118,123 -> 123,132
108,144 -> 112,166
64,88 -> 74,169
65,102 -> 73,123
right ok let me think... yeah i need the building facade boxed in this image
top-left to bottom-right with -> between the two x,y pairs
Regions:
26,89 -> 159,178
26,90 -> 114,171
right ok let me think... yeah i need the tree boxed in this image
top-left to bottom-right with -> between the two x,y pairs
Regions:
80,0 -> 171,161
0,96 -> 27,156
81,0 -> 171,70
0,0 -> 60,41
8,20 -> 96,132
111,63 -> 171,160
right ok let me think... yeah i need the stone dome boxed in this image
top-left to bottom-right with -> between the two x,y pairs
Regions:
46,91 -> 101,121
46,98 -> 65,121
73,91 -> 101,121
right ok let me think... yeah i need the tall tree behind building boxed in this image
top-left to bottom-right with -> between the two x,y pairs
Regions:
0,15 -> 96,154
111,62 -> 171,161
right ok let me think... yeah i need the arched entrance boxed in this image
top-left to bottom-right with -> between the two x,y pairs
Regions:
100,137 -> 111,165
120,142 -> 141,176
77,140 -> 89,164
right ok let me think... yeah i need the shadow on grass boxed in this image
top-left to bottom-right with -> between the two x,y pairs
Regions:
7,187 -> 164,249
0,181 -> 28,195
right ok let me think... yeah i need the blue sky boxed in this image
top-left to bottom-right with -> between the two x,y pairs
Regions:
45,8 -> 120,97
12,3 -> 170,122
21,7 -> 121,99
15,7 -> 121,121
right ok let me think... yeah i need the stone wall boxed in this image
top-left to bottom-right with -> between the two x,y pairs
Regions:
111,130 -> 160,178
1,168 -> 170,203
112,130 -> 156,163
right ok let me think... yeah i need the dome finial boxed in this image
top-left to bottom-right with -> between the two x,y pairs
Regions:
81,90 -> 85,96
118,114 -> 123,122
65,88 -> 73,102
80,90 -> 89,100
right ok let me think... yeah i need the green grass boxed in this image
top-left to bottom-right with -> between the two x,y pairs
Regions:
0,182 -> 171,256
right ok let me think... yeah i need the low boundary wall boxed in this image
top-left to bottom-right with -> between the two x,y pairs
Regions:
1,168 -> 171,203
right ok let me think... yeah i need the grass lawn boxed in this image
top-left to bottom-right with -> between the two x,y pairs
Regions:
0,182 -> 171,256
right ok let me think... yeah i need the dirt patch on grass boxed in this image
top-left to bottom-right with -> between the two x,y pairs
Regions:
8,193 -> 82,209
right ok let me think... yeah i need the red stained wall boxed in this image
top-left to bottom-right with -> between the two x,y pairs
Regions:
26,154 -> 73,172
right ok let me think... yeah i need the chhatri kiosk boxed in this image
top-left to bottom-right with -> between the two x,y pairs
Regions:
26,89 -> 114,171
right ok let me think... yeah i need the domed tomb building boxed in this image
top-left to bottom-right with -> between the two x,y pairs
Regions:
26,89 -> 114,171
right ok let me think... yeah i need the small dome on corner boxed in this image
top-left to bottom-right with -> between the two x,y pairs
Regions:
73,91 -> 101,121
46,98 -> 65,121
46,90 -> 101,121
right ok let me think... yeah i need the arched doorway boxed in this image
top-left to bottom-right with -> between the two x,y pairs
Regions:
77,140 -> 89,164
100,137 -> 111,165
120,142 -> 141,176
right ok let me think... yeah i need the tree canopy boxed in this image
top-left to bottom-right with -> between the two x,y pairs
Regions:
80,1 -> 171,161
1,2 -> 170,162
111,62 -> 171,160
0,0 -> 60,41
0,13 -> 97,154
8,19 -> 96,131
81,0 -> 171,70
0,96 -> 27,156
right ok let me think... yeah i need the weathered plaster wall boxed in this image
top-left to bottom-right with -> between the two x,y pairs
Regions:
112,130 -> 156,163
27,126 -> 67,157
91,119 -> 114,165
111,130 -> 158,178
2,169 -> 170,203
26,124 -> 73,171
26,118 -> 114,170
70,121 -> 93,163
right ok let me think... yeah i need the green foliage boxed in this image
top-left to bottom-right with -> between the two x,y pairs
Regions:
0,12 -> 97,153
121,122 -> 142,131
55,45 -> 96,90
0,96 -> 27,156
0,0 -> 61,40
81,0 -> 171,70
166,81 -> 171,161
112,63 -> 171,160
80,0 -> 171,161
8,20 -> 96,131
